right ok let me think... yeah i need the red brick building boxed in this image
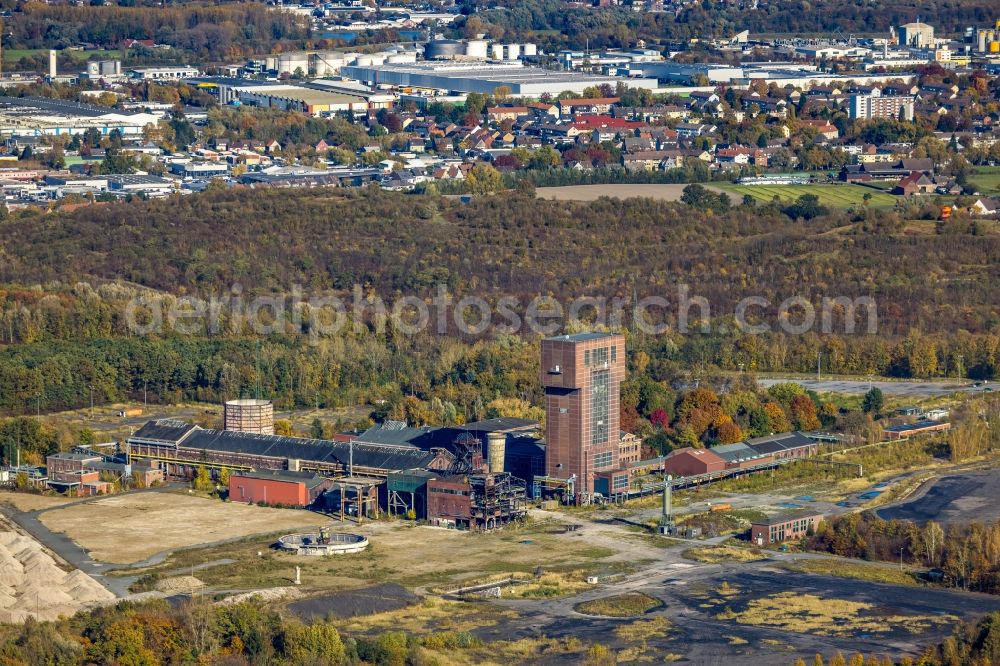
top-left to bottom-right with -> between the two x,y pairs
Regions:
426,475 -> 473,528
228,470 -> 331,507
662,448 -> 726,477
750,511 -> 823,546
542,332 -> 626,498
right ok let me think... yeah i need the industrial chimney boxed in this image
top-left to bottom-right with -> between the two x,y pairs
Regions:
48,50 -> 57,78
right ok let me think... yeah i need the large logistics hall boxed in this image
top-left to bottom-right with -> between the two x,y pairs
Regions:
339,61 -> 658,96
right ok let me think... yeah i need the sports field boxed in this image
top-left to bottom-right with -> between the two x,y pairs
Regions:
718,183 -> 898,208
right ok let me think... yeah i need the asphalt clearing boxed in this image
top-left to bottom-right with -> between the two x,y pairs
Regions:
288,583 -> 420,621
473,563 -> 1000,665
877,471 -> 1000,525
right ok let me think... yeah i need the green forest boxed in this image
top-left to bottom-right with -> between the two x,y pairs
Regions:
7,3 -> 311,60
0,186 -> 997,425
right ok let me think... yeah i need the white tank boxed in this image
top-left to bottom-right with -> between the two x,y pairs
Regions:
370,55 -> 385,66
505,44 -> 521,60
466,40 -> 488,59
387,53 -> 415,63
491,44 -> 504,60
523,43 -> 538,57
277,53 -> 309,75
312,55 -> 344,76
356,55 -> 375,67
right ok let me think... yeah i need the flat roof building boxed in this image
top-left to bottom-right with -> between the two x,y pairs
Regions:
0,96 -> 162,138
229,469 -> 332,507
235,84 -> 392,116
340,61 -> 657,97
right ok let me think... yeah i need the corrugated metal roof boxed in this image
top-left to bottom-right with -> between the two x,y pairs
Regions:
744,431 -> 814,455
129,420 -> 440,472
709,442 -> 762,463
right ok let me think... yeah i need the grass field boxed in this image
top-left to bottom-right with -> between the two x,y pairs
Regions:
780,558 -> 919,586
969,167 -> 1000,194
718,183 -> 898,208
575,592 -> 664,617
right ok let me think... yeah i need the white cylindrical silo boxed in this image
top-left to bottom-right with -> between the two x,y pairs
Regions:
505,44 -> 521,60
491,44 -> 504,60
466,39 -> 488,59
523,43 -> 537,57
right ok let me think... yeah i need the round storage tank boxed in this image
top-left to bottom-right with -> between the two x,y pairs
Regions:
424,39 -> 465,60
491,44 -> 504,60
387,52 -> 416,64
523,43 -> 538,57
505,44 -> 521,60
370,55 -> 385,66
223,399 -> 274,435
466,39 -> 488,59
356,55 -> 374,67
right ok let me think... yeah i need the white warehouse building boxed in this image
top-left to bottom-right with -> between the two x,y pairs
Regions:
339,61 -> 657,97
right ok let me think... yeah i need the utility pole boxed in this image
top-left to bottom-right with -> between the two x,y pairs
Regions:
90,386 -> 94,420
816,352 -> 821,381
899,546 -> 904,572
958,354 -> 964,381
143,379 -> 147,410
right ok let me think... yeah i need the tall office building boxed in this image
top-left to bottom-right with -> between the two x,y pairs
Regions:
541,332 -> 626,499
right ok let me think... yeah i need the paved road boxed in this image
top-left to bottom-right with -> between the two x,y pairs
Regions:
758,377 -> 983,397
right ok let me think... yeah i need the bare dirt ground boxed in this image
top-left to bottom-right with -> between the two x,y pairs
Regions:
0,492 -> 75,512
537,184 -> 726,202
38,491 -> 326,564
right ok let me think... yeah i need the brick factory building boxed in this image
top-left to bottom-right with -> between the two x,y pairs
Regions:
744,432 -> 818,460
883,419 -> 951,441
228,469 -> 332,507
426,475 -> 473,528
127,419 -> 451,480
662,448 -> 726,477
751,510 -> 824,546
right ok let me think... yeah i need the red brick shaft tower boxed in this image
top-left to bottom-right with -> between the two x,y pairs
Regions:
541,332 -> 625,500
